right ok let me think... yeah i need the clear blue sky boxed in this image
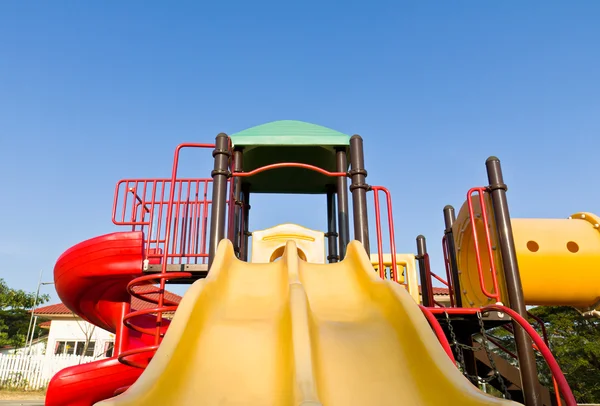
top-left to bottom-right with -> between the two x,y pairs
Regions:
1,1 -> 599,303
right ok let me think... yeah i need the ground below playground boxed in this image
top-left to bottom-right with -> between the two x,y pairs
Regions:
0,390 -> 45,405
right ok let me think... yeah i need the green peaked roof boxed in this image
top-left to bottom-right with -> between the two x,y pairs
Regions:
230,120 -> 350,147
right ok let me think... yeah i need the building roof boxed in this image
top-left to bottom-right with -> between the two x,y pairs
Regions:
34,285 -> 183,317
421,286 -> 450,296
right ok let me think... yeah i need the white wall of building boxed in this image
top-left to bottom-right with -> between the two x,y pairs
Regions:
46,319 -> 115,359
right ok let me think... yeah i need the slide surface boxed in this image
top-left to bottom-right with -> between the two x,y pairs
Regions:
96,239 -> 517,406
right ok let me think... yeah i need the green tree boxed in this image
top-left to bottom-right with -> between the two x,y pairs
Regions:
487,306 -> 600,403
0,278 -> 50,349
530,306 -> 600,404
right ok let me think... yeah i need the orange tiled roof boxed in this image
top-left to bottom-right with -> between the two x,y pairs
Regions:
34,285 -> 183,316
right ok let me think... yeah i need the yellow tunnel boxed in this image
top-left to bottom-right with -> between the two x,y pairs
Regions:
453,195 -> 600,312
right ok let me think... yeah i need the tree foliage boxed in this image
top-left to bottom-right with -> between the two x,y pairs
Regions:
488,306 -> 600,403
0,278 -> 50,348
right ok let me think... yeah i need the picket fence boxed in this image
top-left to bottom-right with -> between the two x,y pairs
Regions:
0,353 -> 98,389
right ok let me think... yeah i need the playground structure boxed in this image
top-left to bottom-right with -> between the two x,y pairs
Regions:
45,120 -> 599,406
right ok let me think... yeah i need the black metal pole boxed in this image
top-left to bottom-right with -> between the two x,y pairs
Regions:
241,184 -> 251,262
443,205 -> 463,308
349,135 -> 370,254
232,149 -> 244,257
336,149 -> 350,259
208,133 -> 230,268
486,156 -> 541,406
416,235 -> 432,307
326,188 -> 339,263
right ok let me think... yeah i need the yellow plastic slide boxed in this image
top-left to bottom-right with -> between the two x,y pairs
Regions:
96,240 -> 516,406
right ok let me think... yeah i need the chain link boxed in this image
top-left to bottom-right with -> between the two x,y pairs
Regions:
444,311 -> 513,399
477,312 -> 511,400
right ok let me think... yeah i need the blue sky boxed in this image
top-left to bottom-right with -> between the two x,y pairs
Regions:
1,1 -> 599,303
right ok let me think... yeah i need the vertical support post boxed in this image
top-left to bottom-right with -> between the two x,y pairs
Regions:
486,156 -> 541,406
326,188 -> 339,263
241,183 -> 251,261
336,148 -> 350,258
115,302 -> 131,356
349,135 -> 370,254
443,205 -> 463,308
208,133 -> 230,268
415,235 -> 432,307
232,149 -> 244,257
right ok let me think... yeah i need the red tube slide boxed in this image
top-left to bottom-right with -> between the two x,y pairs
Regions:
46,231 -> 155,406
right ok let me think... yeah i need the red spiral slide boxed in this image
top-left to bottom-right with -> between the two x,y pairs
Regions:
46,231 -> 157,406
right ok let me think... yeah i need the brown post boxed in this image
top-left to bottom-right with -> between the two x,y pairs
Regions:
232,149 -> 244,257
486,156 -> 541,406
349,135 -> 370,254
336,149 -> 350,258
326,188 -> 339,263
208,133 -> 230,268
241,183 -> 251,261
415,235 -> 432,307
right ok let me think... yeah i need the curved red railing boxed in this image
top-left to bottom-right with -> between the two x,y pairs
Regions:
427,306 -> 576,406
118,272 -> 191,369
371,186 -> 398,281
419,305 -> 455,362
467,187 -> 501,302
231,162 -> 348,178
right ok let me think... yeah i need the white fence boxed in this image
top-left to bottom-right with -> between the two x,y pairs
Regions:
0,353 -> 98,389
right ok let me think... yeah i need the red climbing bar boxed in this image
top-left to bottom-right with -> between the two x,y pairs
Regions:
467,187 -> 501,301
371,186 -> 398,282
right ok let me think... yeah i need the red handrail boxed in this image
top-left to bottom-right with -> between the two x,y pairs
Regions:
467,187 -> 501,302
441,236 -> 455,307
231,162 -> 348,178
114,143 -> 215,370
419,305 -> 455,362
422,253 -> 436,307
427,306 -> 576,406
371,186 -> 398,282
528,312 -> 562,406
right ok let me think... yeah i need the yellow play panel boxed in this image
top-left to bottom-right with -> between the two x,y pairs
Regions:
96,239 -> 516,406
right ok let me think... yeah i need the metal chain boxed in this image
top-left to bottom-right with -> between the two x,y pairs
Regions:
445,310 -> 515,399
445,312 -> 467,374
477,312 -> 512,400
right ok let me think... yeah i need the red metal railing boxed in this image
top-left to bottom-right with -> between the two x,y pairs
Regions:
113,143 -> 218,368
499,312 -> 563,406
371,186 -> 398,282
113,178 -> 213,264
467,187 -> 501,302
231,162 -> 348,178
422,252 -> 453,308
422,253 -> 436,306
427,306 -> 576,406
441,236 -> 456,307
419,305 -> 455,362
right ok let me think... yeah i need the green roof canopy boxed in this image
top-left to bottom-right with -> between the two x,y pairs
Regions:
230,120 -> 351,194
